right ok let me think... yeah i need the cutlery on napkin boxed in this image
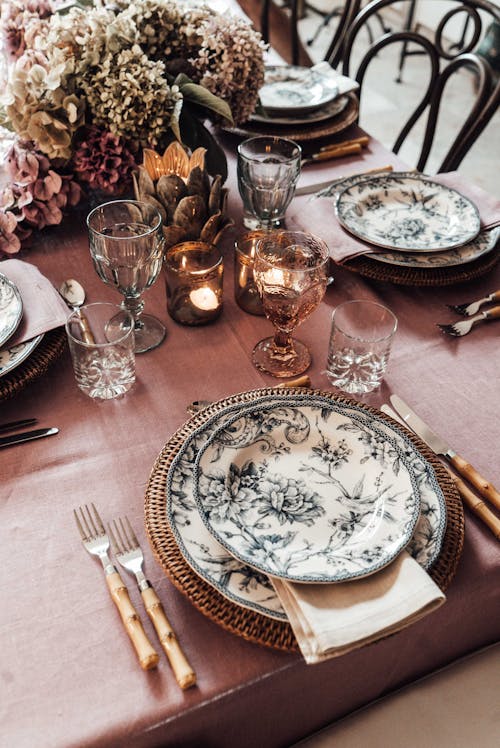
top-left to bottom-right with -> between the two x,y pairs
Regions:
447,289 -> 500,316
437,306 -> 500,337
381,403 -> 500,541
295,164 -> 394,197
272,552 -> 445,663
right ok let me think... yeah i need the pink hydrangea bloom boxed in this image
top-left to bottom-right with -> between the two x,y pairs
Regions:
0,140 -> 81,255
72,126 -> 137,196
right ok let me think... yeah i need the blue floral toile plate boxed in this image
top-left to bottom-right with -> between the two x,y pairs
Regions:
335,173 -> 480,252
0,272 -> 23,348
259,64 -> 339,115
167,393 -> 446,618
367,226 -> 500,269
192,397 -> 425,584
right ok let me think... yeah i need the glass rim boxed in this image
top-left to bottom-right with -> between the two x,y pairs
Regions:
255,231 -> 330,272
65,302 -> 134,348
331,299 -> 398,342
237,135 -> 302,163
87,199 -> 163,238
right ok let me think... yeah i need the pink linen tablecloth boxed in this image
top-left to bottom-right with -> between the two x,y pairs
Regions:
1,127 -> 499,748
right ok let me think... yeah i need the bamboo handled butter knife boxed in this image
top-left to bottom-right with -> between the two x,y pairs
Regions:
390,395 -> 500,512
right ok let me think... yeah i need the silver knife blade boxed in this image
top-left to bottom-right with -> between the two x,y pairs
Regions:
0,427 -> 59,448
389,395 -> 452,457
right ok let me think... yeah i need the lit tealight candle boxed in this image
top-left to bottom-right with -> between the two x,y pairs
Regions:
189,286 -> 219,311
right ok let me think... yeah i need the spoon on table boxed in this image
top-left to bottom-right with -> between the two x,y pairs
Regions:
59,279 -> 95,343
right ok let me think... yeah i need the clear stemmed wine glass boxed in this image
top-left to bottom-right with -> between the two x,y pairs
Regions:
87,200 -> 166,353
237,136 -> 301,230
252,230 -> 330,377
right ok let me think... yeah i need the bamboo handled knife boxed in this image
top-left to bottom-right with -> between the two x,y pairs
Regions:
390,395 -> 500,512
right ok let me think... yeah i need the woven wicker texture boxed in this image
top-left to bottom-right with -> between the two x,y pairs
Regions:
0,327 -> 67,402
225,93 -> 359,143
145,388 -> 464,652
343,246 -> 500,286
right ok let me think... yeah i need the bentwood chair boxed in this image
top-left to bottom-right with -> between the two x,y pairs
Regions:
336,0 -> 500,172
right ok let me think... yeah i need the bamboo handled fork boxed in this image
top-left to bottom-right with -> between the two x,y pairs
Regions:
74,503 -> 159,670
109,516 -> 196,690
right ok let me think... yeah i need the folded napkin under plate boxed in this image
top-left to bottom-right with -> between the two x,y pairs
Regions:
0,259 -> 69,346
273,552 -> 444,664
288,171 -> 500,265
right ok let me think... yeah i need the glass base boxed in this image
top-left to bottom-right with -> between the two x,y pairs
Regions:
242,213 -> 286,231
108,313 -> 166,354
252,336 -> 311,378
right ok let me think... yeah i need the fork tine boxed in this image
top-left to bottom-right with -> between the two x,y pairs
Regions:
125,516 -> 140,549
73,508 -> 88,541
81,504 -> 96,539
114,518 -> 129,553
108,520 -> 121,554
437,323 -> 460,337
91,502 -> 106,535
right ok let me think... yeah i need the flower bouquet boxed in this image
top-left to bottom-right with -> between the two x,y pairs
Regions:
0,0 -> 266,254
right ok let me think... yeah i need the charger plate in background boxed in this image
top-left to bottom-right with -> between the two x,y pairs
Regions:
223,92 -> 359,143
145,388 -> 464,651
164,392 -> 447,621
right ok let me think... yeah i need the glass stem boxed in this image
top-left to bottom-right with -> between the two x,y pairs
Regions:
273,328 -> 293,353
122,295 -> 145,329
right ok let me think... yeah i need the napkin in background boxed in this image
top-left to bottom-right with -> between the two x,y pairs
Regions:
272,552 -> 445,664
288,171 -> 500,265
0,259 -> 69,345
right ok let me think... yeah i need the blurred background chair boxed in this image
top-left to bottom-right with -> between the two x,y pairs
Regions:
336,0 -> 500,172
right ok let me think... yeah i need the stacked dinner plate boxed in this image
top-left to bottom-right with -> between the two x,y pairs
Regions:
328,171 -> 500,286
226,62 -> 360,143
0,271 -> 65,401
145,387 -> 464,650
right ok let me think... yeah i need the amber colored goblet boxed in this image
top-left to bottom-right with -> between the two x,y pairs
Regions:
252,230 -> 330,377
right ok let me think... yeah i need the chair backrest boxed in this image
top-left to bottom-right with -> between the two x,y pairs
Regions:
337,0 -> 500,172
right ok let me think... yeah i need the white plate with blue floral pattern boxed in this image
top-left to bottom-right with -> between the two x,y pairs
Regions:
0,334 -> 44,377
335,173 -> 480,252
0,272 -> 23,347
167,393 -> 446,618
192,397 -> 425,584
367,226 -> 500,268
259,64 -> 339,115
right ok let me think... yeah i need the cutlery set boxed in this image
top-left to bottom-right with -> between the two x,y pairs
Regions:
74,503 -> 196,687
0,417 -> 59,448
438,289 -> 500,337
382,396 -> 500,540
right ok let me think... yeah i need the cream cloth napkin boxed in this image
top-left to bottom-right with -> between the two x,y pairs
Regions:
0,259 -> 69,346
272,552 -> 445,664
288,171 -> 500,264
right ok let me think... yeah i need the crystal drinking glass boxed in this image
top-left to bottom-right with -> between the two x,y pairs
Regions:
87,200 -> 166,353
253,230 -> 330,377
237,136 -> 301,230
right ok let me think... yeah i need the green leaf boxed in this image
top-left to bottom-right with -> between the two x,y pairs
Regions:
178,81 -> 233,125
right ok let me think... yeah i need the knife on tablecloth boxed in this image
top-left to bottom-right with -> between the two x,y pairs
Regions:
0,427 -> 59,448
390,395 -> 500,512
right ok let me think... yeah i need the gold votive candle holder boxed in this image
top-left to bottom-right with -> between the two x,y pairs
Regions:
164,241 -> 223,325
234,230 -> 266,316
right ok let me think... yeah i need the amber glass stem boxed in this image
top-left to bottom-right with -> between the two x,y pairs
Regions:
273,328 -> 294,352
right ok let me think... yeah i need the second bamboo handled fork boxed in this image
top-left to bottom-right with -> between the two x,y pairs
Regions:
74,504 -> 196,687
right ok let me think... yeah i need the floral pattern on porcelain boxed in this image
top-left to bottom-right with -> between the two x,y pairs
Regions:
193,401 -> 422,583
335,173 -> 480,251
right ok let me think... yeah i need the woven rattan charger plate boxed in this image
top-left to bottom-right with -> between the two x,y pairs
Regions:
223,92 -> 359,143
0,327 -> 66,402
145,388 -> 464,652
343,245 -> 500,286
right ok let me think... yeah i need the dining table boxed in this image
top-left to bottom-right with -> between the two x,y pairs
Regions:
1,6 -> 500,745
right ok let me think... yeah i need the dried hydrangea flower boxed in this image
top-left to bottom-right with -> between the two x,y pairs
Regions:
72,126 -> 137,195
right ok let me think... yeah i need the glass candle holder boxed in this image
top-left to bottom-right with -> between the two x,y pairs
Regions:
165,241 -> 223,325
234,231 -> 266,316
